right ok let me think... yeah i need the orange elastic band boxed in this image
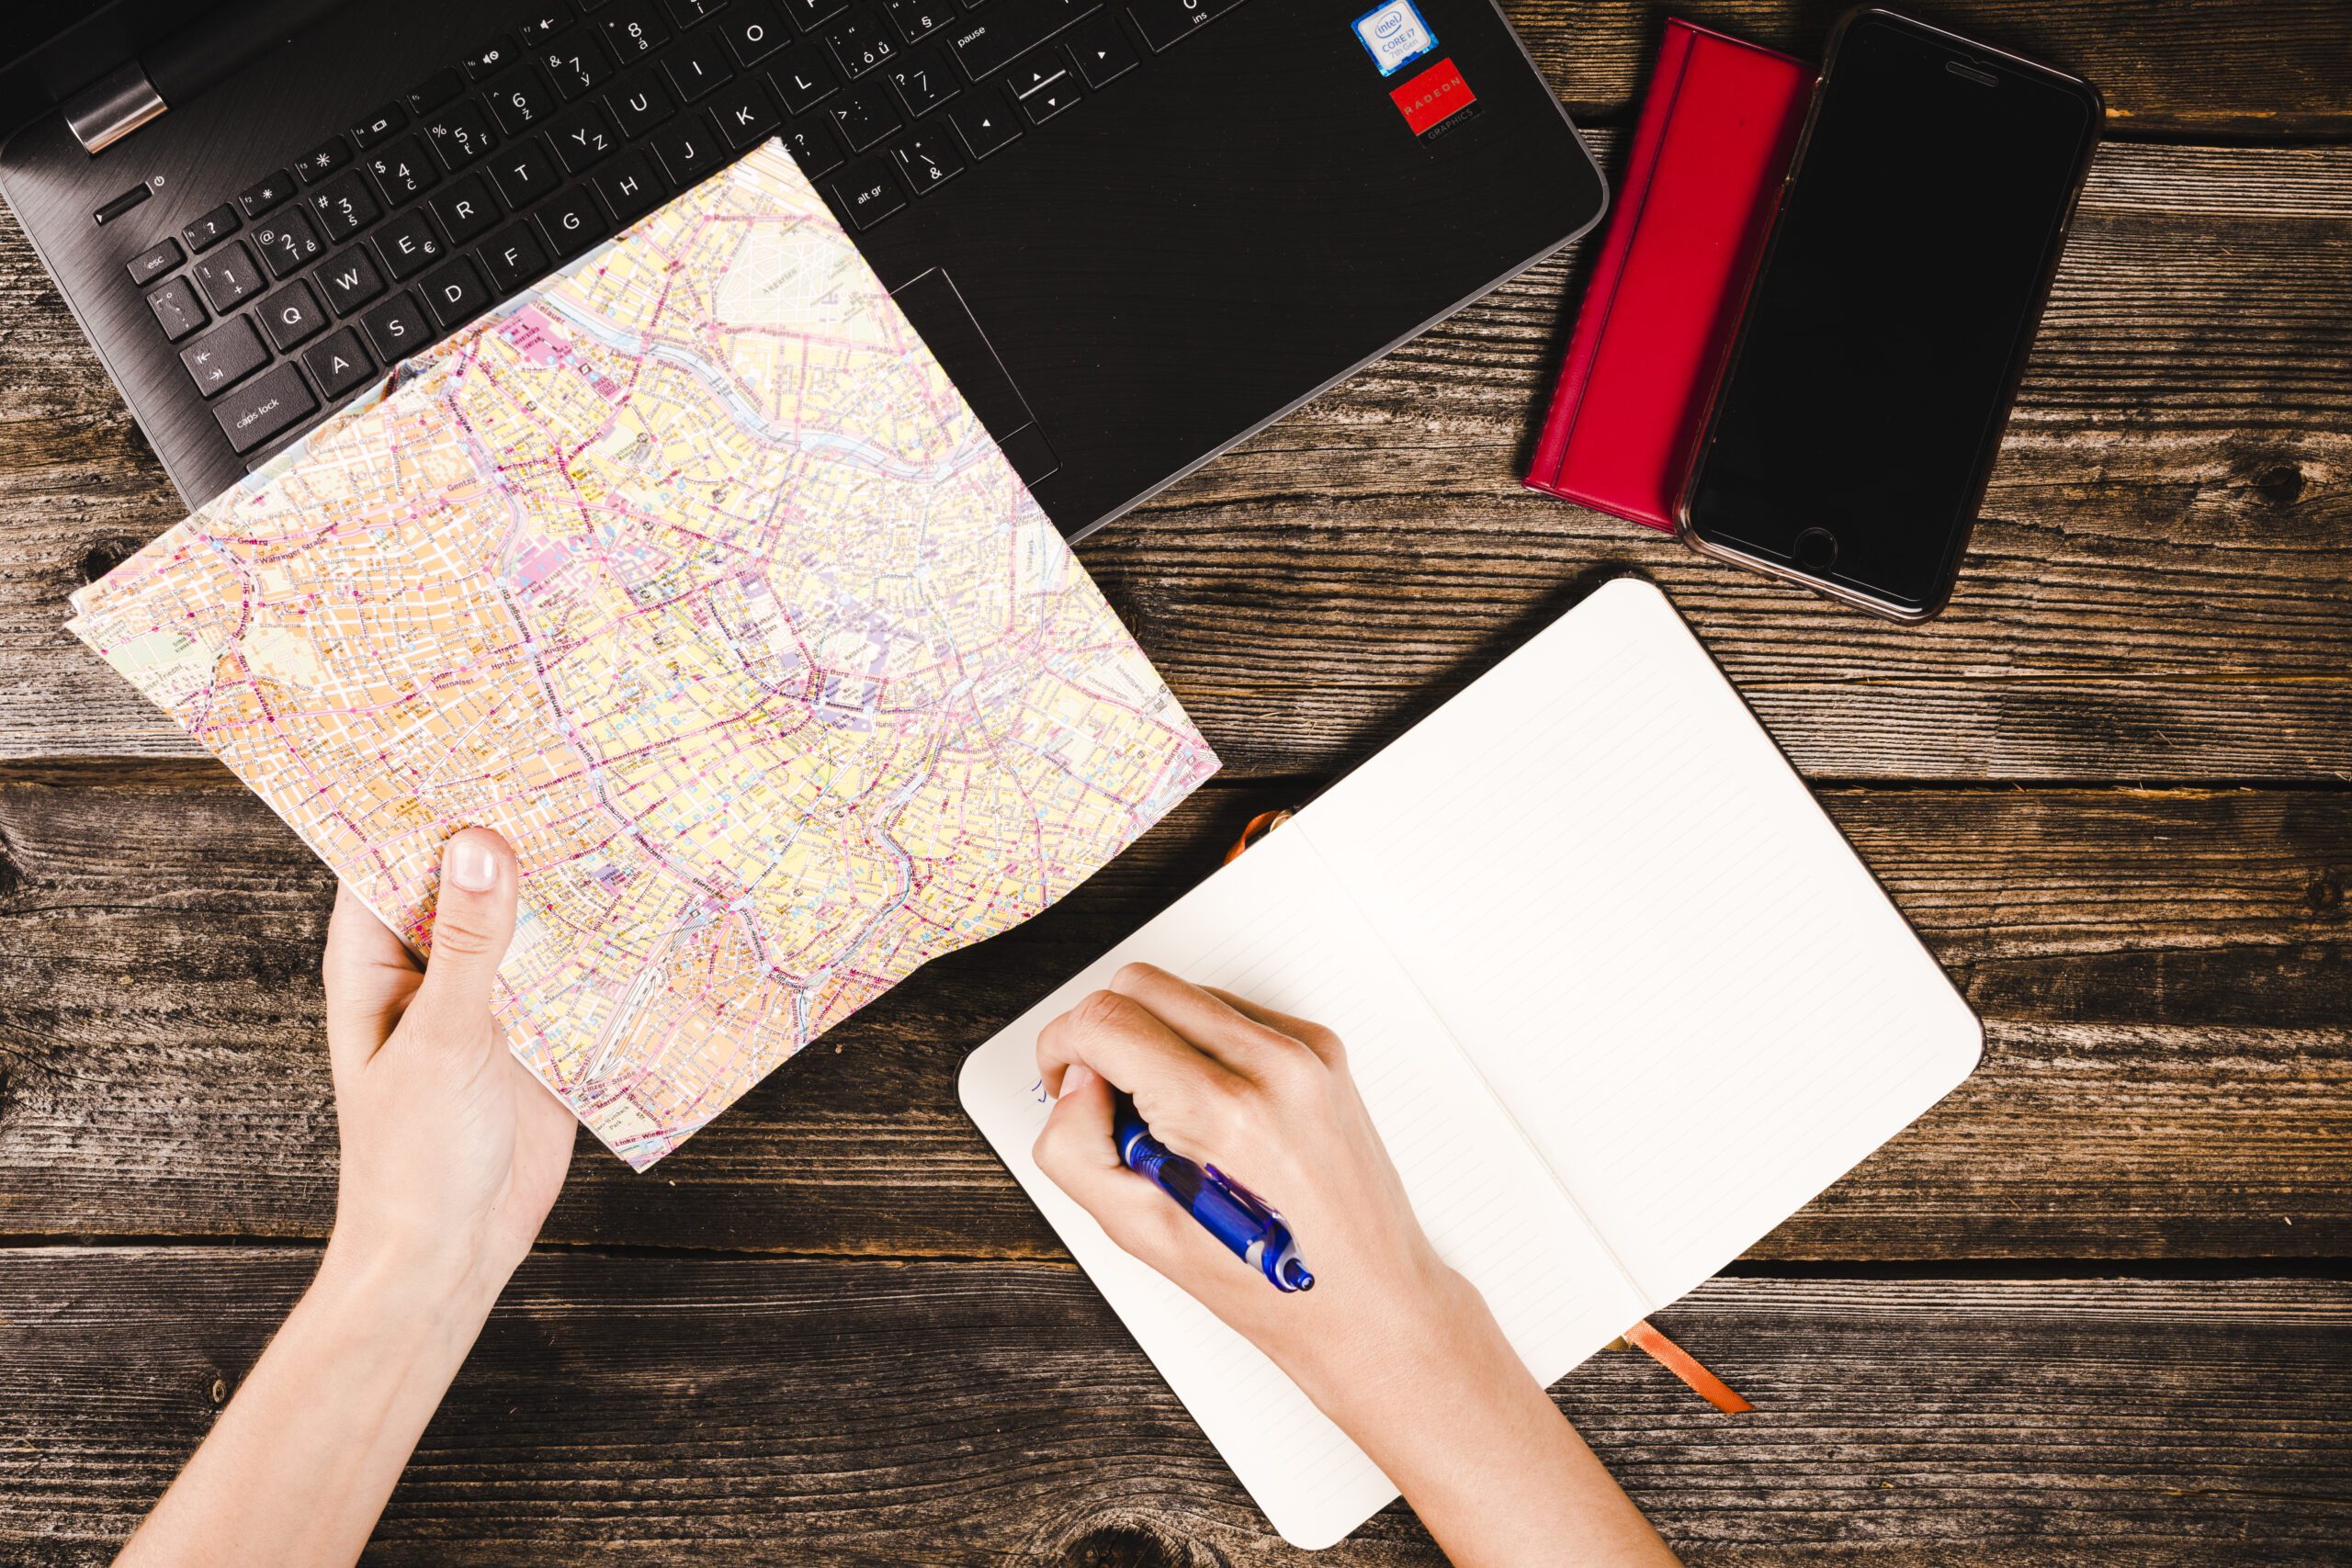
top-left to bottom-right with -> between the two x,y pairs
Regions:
1622,1319 -> 1753,1414
1223,808 -> 1295,863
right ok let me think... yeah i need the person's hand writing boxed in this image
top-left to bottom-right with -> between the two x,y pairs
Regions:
1032,962 -> 1472,1410
321,825 -> 576,1306
1031,963 -> 1678,1568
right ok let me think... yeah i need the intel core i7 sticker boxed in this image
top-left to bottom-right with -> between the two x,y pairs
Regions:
1353,0 -> 1438,76
1391,57 -> 1478,139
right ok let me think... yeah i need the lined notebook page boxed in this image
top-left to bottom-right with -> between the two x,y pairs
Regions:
1299,577 -> 1983,1310
959,822 -> 1645,1550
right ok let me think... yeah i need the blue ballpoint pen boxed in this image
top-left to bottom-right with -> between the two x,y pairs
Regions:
1112,1094 -> 1314,1292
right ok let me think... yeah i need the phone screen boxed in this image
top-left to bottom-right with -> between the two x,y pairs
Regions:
1682,13 -> 2098,615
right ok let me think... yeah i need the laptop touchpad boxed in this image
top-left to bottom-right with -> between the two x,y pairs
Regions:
891,269 -> 1060,487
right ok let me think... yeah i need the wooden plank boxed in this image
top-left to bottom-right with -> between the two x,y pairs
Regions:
1,141 -> 2346,778
3,767 -> 2346,1258
1510,0 -> 2352,140
1,1253 -> 2345,1564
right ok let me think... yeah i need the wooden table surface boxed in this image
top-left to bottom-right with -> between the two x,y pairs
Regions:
5,2 -> 2349,1562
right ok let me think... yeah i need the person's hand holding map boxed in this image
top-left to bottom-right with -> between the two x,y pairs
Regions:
68,142 -> 1218,1169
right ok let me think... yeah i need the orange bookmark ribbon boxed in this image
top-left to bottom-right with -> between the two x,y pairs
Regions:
1621,1319 -> 1753,1414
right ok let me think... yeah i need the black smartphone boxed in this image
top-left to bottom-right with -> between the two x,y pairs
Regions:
1676,9 -> 2101,622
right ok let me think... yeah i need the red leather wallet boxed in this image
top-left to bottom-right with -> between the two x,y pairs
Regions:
1525,21 -> 1812,531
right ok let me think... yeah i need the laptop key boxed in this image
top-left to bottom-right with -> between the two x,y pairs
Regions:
257,279 -> 328,350
481,221 -> 551,292
128,239 -> 183,287
180,316 -> 268,398
950,0 -> 1100,81
465,35 -> 523,81
829,158 -> 906,228
944,90 -> 1020,157
592,150 -> 665,223
772,56 -> 840,113
889,130 -> 963,193
237,171 -> 297,218
603,3 -> 672,61
360,290 -> 431,360
826,80 -> 898,149
886,46 -> 957,115
146,276 -> 208,341
650,112 -> 722,186
663,0 -> 727,23
430,175 -> 504,245
485,64 -> 560,134
302,327 -> 376,401
318,247 -> 387,315
1065,11 -> 1135,85
406,68 -> 466,114
1004,59 -> 1063,98
719,1 -> 789,64
253,210 -> 325,278
778,0 -> 849,28
350,104 -> 409,150
374,208 -> 448,281
826,13 -> 898,76
1019,73 -> 1080,121
517,4 -> 575,44
538,29 -> 616,98
780,120 -> 843,176
424,101 -> 502,171
307,173 -> 381,243
711,80 -> 784,147
664,28 -> 738,99
182,203 -> 241,254
214,361 -> 318,453
365,137 -> 441,201
538,185 -> 607,258
611,67 -> 679,135
489,136 -> 561,209
1128,0 -> 1231,51
190,242 -> 265,311
295,135 -> 354,184
886,0 -> 953,42
419,255 -> 490,329
549,101 -> 622,171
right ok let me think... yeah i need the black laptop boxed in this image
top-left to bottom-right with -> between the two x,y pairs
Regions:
0,0 -> 1604,538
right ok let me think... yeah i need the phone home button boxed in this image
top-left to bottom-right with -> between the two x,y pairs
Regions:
1793,526 -> 1839,572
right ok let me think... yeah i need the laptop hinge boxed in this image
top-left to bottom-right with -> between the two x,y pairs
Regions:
63,62 -> 167,154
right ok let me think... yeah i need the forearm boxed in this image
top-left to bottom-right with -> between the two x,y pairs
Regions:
1303,1281 -> 1680,1567
117,1239 -> 500,1568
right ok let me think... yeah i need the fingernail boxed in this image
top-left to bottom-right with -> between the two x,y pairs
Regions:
1062,1064 -> 1094,1096
448,835 -> 499,893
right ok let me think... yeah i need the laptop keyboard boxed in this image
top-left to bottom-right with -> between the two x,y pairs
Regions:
119,0 -> 1253,469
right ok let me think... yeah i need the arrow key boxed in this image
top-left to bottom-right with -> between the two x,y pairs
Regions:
946,90 -> 1022,160
1065,13 -> 1136,87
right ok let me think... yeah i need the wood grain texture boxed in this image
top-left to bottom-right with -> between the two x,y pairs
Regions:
3,1253 -> 2346,1565
4,141 -> 2345,779
4,767 -> 2345,1258
1512,0 -> 2352,138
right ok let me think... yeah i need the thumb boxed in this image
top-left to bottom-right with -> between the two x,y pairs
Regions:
411,827 -> 519,1034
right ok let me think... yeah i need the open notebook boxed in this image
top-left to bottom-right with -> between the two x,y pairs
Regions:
958,577 -> 1982,1549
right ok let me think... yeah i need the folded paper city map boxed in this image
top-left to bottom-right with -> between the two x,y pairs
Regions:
68,141 -> 1218,1169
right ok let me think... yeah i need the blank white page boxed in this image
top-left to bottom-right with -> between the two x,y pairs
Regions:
959,822 -> 1645,1550
1298,577 -> 1983,1310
